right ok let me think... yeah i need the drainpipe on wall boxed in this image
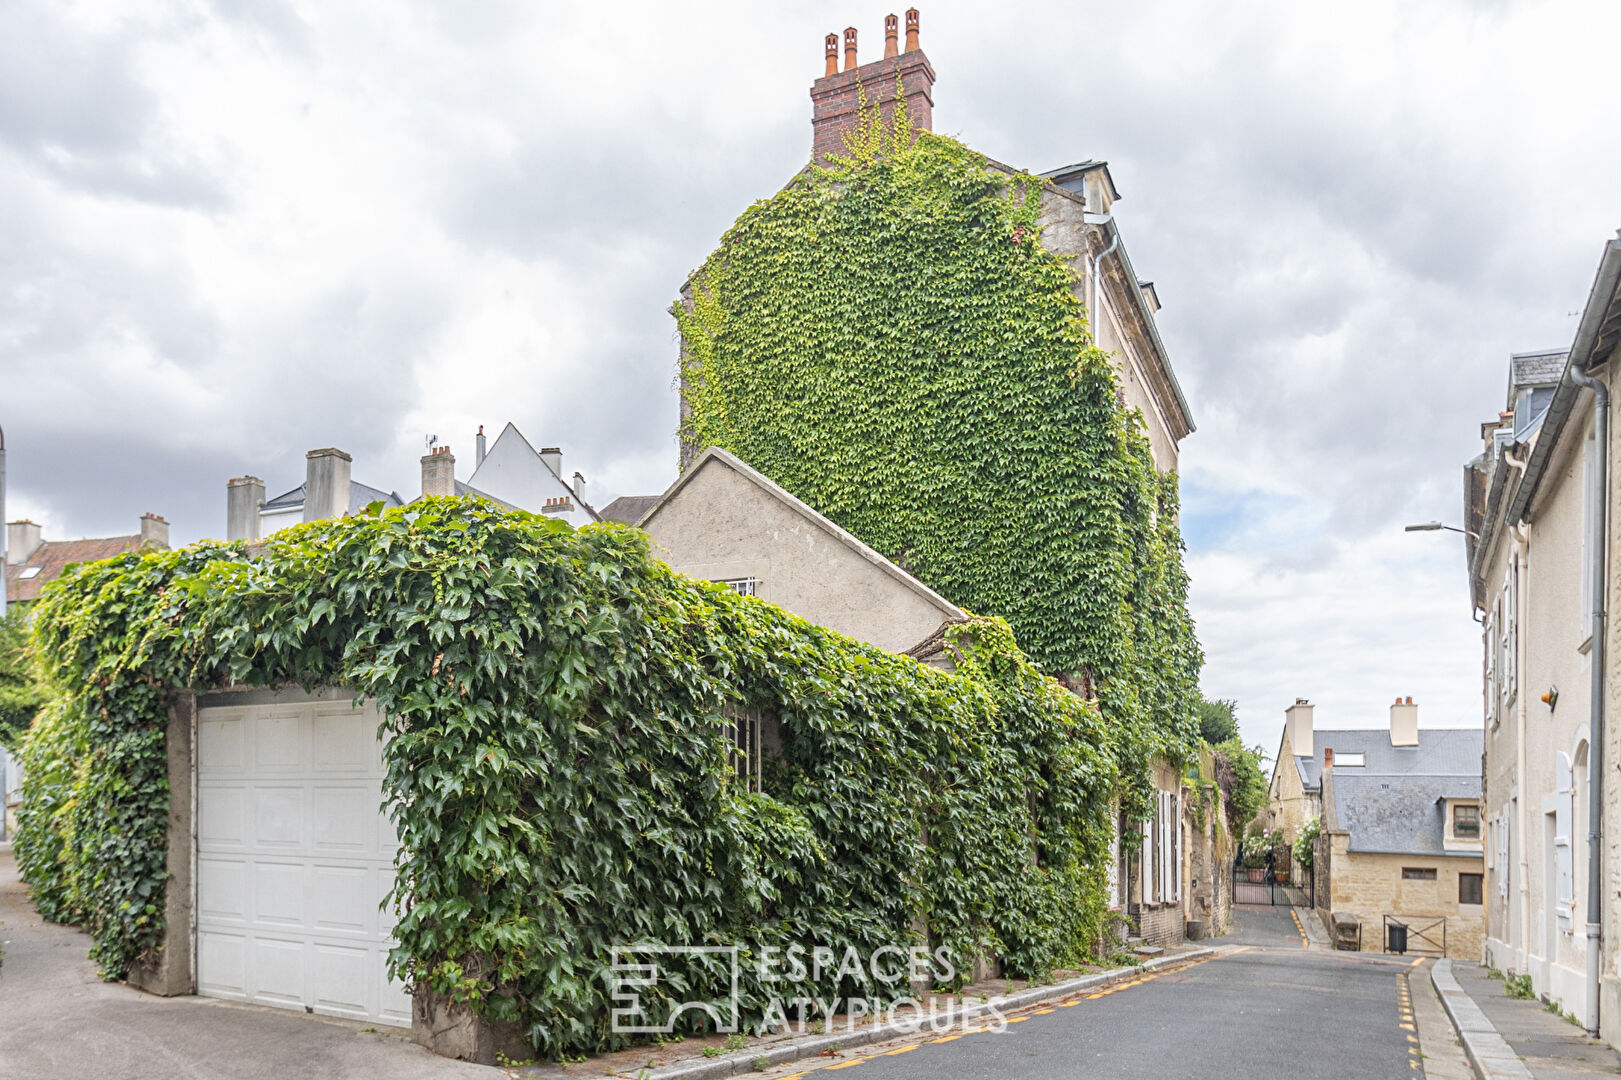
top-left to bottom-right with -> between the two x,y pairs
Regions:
1506,445 -> 1533,972
1083,214 -> 1120,339
1569,363 -> 1608,1036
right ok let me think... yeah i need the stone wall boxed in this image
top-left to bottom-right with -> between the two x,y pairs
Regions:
1325,840 -> 1484,960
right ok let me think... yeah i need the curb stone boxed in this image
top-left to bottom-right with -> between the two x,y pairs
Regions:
633,946 -> 1223,1080
1431,959 -> 1534,1080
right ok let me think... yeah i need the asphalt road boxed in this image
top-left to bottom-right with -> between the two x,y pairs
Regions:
775,908 -> 1424,1080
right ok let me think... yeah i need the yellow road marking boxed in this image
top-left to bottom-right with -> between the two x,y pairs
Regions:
1032,1007 -> 1054,1014
929,1035 -> 962,1044
880,1044 -> 919,1056
1006,1017 -> 1029,1023
825,1058 -> 868,1070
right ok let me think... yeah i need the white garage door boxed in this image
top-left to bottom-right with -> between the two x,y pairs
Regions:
196,695 -> 411,1027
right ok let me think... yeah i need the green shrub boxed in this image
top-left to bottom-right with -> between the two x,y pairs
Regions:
19,500 -> 1130,1057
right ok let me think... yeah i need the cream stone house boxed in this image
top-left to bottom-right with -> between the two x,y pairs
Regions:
1463,234 -> 1621,1039
1267,697 -> 1484,958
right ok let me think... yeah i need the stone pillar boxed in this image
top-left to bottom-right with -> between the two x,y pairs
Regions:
303,448 -> 352,523
129,692 -> 195,997
226,477 -> 264,541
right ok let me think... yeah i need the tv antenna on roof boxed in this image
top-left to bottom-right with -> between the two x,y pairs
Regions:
425,433 -> 439,452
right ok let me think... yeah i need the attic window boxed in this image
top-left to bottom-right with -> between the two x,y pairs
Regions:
1334,752 -> 1365,767
719,577 -> 760,597
16,567 -> 41,580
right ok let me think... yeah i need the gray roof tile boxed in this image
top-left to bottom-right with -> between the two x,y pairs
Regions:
1296,728 -> 1482,790
1332,773 -> 1482,857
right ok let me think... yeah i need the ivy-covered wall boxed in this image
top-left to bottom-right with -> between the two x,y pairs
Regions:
675,100 -> 1202,787
19,502 -> 1125,1058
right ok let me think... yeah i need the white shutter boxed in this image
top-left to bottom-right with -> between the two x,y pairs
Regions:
1496,813 -> 1509,899
1484,608 -> 1497,723
1106,811 -> 1121,908
1170,793 -> 1181,903
1507,559 -> 1519,697
1140,818 -> 1151,904
1556,752 -> 1574,930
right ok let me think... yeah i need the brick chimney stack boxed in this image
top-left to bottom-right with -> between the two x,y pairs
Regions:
810,8 -> 934,163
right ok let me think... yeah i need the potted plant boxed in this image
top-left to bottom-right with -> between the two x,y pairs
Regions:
1241,846 -> 1269,881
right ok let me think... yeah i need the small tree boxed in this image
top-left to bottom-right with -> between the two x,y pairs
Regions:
1214,737 -> 1267,837
0,607 -> 43,749
1196,696 -> 1239,745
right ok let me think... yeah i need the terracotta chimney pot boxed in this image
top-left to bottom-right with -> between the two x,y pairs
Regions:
824,33 -> 839,76
884,14 -> 899,57
843,26 -> 857,71
905,8 -> 920,51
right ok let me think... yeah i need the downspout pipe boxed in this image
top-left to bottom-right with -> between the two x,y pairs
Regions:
1084,213 -> 1120,338
1569,362 -> 1607,1035
1506,445 -> 1532,971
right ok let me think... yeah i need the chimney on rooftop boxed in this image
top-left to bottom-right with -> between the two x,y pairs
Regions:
475,425 -> 487,468
6,520 -> 41,565
1285,697 -> 1314,759
226,477 -> 264,541
140,513 -> 170,550
540,446 -> 562,477
421,445 -> 456,498
809,9 -> 934,163
1390,696 -> 1419,747
303,448 -> 352,523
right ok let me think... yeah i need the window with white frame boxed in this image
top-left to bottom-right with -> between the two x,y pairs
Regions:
718,577 -> 760,597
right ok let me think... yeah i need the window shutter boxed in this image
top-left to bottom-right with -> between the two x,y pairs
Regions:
1170,793 -> 1181,903
1140,818 -> 1151,905
1484,608 -> 1497,722
1496,813 -> 1509,899
1106,811 -> 1121,908
1556,752 -> 1574,930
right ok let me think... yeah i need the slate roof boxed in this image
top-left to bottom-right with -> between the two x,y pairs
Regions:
1295,728 -> 1482,791
261,481 -> 404,515
6,535 -> 148,603
1330,772 -> 1482,857
1510,348 -> 1568,390
598,495 -> 662,525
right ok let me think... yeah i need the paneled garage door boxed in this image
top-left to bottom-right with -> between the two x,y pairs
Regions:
196,694 -> 411,1027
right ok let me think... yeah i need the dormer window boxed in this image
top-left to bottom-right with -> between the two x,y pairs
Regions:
1453,804 -> 1480,840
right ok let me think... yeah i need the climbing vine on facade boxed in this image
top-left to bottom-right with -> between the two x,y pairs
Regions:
674,99 -> 1201,784
19,502 -> 1128,1058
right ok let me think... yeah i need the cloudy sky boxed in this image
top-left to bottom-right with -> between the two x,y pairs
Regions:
4,0 -> 1617,750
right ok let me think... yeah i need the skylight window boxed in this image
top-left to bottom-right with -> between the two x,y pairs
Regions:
1335,752 -> 1365,767
17,567 -> 41,580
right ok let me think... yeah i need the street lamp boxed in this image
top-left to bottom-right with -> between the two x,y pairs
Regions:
1404,521 -> 1478,538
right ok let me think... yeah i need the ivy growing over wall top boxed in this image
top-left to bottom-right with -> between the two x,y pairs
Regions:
20,502 -> 1128,1058
674,98 -> 1201,772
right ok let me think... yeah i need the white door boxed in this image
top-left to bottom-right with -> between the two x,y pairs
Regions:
195,695 -> 410,1026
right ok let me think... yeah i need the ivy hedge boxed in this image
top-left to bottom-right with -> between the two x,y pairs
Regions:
675,97 -> 1202,791
19,502 -> 1124,1057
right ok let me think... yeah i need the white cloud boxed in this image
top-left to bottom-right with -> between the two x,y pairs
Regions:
2,0 -> 1614,750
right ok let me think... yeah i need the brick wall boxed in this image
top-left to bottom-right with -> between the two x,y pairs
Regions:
809,47 -> 933,162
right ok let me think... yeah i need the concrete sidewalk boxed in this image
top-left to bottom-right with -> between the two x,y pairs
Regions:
1433,959 -> 1621,1079
0,845 -> 498,1079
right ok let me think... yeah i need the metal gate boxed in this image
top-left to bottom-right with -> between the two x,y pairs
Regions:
1233,841 -> 1305,906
